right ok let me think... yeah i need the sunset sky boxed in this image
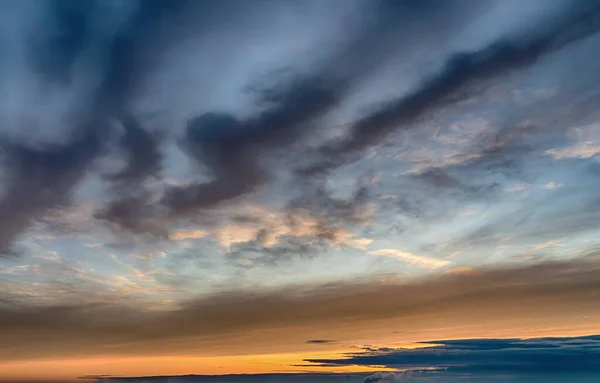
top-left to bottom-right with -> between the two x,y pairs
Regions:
1,0 -> 600,382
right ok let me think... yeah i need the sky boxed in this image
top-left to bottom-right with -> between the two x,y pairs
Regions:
0,0 -> 600,382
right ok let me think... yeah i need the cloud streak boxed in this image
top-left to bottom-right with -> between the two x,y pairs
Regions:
369,249 -> 450,269
1,258 -> 599,360
307,1 -> 600,170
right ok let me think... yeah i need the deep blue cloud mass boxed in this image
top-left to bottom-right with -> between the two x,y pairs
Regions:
304,335 -> 600,374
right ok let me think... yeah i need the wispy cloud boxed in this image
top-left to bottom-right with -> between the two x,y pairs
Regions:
546,142 -> 600,160
543,181 -> 564,190
369,249 -> 451,269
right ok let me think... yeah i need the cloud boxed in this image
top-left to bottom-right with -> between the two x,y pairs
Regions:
1,0 -> 599,254
529,240 -> 562,252
304,1 -> 600,172
156,73 -> 345,218
363,372 -> 415,383
506,183 -> 532,192
88,0 -> 459,235
306,339 -> 337,345
0,128 -> 101,254
146,0 -> 484,225
0,1 -> 199,253
104,113 -> 163,188
0,258 -> 599,360
94,194 -> 168,237
369,249 -> 450,269
169,230 -> 209,241
167,204 -> 372,253
306,335 -> 600,374
545,142 -> 600,160
542,181 -> 564,189
2,0 -> 497,244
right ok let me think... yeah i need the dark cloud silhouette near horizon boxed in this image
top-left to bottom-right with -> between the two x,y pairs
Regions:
304,335 -> 600,374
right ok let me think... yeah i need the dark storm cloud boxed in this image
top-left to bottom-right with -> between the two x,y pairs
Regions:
0,124 -> 102,254
90,6 -> 359,230
94,0 -> 485,232
94,193 -> 167,238
305,335 -> 600,374
156,0 -> 480,220
159,75 -> 341,215
151,73 -> 362,229
79,0 -> 198,186
96,114 -> 164,236
1,258 -> 599,360
104,113 -> 163,187
0,0 -> 198,252
306,1 -> 600,172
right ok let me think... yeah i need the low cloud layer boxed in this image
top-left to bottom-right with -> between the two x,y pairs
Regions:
1,258 -> 600,360
308,335 -> 600,374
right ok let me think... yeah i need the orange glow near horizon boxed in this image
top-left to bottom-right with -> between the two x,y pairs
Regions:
3,326 -> 600,381
0,350 -> 396,382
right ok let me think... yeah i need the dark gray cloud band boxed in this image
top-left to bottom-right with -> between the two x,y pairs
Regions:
1,258 -> 599,360
307,1 -> 600,171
